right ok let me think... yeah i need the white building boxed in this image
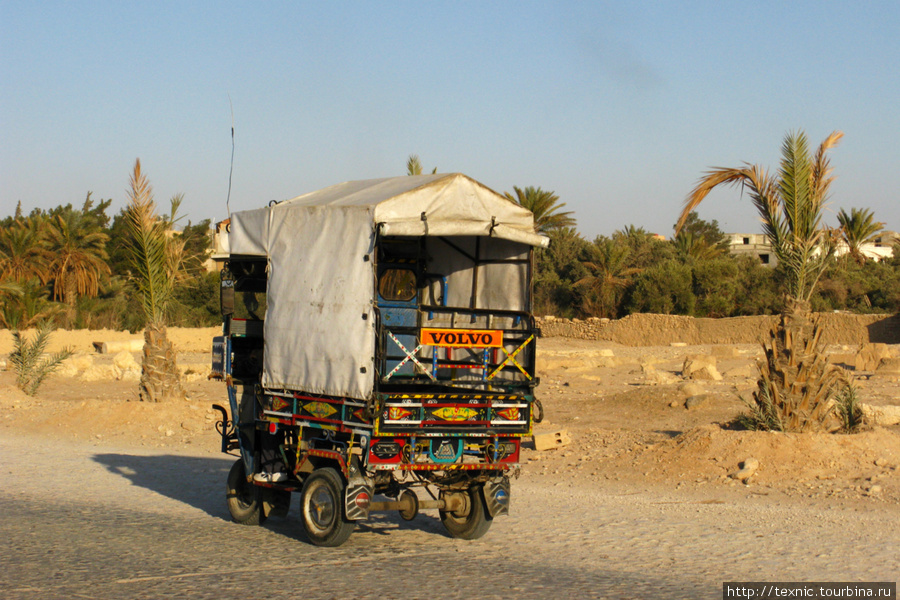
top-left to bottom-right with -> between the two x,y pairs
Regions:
726,230 -> 898,266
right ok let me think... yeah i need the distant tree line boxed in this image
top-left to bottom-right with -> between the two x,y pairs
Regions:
530,211 -> 900,319
1,155 -> 897,332
0,193 -> 219,331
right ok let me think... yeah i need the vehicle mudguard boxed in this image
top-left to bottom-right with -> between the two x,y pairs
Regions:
344,456 -> 373,521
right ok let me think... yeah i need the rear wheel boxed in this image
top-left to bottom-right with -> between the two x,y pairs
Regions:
226,459 -> 266,525
300,468 -> 354,547
439,485 -> 492,540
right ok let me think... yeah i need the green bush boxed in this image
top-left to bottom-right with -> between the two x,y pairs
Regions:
170,271 -> 222,327
627,259 -> 695,315
732,256 -> 779,315
692,258 -> 739,317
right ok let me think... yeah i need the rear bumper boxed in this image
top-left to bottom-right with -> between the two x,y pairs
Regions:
369,391 -> 531,471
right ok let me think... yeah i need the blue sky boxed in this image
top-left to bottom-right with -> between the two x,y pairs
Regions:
2,1 -> 898,239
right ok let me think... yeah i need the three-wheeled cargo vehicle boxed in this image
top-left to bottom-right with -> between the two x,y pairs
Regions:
211,173 -> 548,546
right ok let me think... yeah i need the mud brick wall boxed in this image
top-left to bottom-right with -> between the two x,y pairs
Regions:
536,313 -> 900,347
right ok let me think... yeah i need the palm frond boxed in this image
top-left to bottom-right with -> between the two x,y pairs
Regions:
506,186 -> 576,234
678,166 -> 758,232
125,159 -> 173,326
406,154 -> 423,176
810,130 -> 843,202
779,131 -> 813,239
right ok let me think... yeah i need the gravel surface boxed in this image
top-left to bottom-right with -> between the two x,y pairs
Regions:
2,431 -> 897,600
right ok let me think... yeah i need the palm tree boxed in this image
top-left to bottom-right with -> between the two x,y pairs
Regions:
504,186 -> 576,234
0,217 -> 51,283
406,154 -> 437,176
677,130 -> 845,432
0,278 -> 61,329
612,225 -> 673,269
45,200 -> 110,307
575,236 -> 641,318
673,230 -> 726,261
124,158 -> 184,402
0,281 -> 23,328
836,207 -> 883,264
675,210 -> 730,260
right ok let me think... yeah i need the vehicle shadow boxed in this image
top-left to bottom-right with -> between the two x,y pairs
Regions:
92,452 -> 237,522
91,452 -> 449,544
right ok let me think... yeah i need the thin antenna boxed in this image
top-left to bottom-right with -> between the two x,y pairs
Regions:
226,94 -> 235,216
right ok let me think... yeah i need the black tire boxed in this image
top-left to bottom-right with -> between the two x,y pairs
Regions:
439,485 -> 493,540
226,459 -> 267,525
300,467 -> 354,547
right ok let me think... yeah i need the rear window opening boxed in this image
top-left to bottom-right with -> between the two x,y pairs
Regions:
379,268 -> 417,301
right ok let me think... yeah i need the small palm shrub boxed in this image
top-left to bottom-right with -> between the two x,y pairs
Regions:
9,323 -> 73,395
835,380 -> 864,433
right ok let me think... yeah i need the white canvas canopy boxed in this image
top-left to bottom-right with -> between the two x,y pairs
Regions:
227,173 -> 548,400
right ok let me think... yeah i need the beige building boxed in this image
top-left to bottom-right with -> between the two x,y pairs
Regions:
727,233 -> 777,266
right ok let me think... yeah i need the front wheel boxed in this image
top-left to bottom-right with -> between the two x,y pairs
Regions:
300,467 -> 355,547
226,459 -> 266,525
439,485 -> 492,540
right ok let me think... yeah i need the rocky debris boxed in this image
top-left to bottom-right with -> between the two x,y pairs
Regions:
595,356 -> 620,368
711,346 -> 739,358
653,370 -> 681,385
78,353 -> 141,382
640,354 -> 659,366
642,362 -> 680,385
827,352 -> 858,369
180,364 -> 212,382
80,365 -> 120,382
682,355 -> 723,381
873,357 -> 900,381
685,395 -> 708,410
724,365 -> 755,378
859,403 -> 900,426
58,353 -> 94,377
855,343 -> 893,372
94,339 -> 144,354
537,350 -> 626,371
732,457 -> 760,482
112,351 -> 141,381
181,419 -> 204,433
679,382 -> 706,398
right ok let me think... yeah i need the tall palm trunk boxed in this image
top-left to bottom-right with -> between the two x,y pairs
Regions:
125,158 -> 185,402
140,323 -> 184,403
753,297 -> 842,432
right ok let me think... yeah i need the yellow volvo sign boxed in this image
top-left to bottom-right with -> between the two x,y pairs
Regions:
421,328 -> 503,348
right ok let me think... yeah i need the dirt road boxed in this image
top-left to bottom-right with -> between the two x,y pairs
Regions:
2,431 -> 897,600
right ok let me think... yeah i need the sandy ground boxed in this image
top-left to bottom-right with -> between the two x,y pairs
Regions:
0,327 -> 898,507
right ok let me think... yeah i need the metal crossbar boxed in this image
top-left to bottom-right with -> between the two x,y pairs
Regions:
486,334 -> 534,381
385,331 -> 435,381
